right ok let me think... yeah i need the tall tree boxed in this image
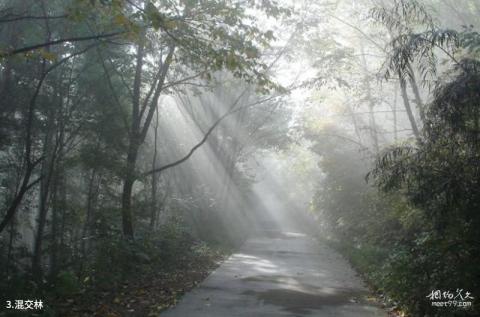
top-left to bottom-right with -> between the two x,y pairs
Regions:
112,0 -> 284,238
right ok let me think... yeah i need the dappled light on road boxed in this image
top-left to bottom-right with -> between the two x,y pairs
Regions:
161,231 -> 386,317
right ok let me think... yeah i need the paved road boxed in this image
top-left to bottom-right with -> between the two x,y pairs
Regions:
161,231 -> 387,316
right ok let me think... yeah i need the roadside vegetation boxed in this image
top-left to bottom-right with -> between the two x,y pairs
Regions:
305,1 -> 480,316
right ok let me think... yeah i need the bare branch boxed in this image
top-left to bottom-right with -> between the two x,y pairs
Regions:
1,31 -> 125,58
143,90 -> 287,176
0,13 -> 67,23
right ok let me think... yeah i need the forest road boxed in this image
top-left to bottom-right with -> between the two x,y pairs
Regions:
161,230 -> 387,317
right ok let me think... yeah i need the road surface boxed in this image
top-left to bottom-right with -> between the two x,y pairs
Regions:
161,231 -> 387,317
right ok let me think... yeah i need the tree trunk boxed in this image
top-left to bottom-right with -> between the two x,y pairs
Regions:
366,88 -> 380,153
78,168 -> 99,276
0,61 -> 46,234
120,39 -> 174,239
360,44 -> 379,153
121,148 -> 137,239
49,80 -> 68,279
398,72 -> 421,143
6,218 -> 16,276
49,159 -> 65,279
393,84 -> 398,143
120,27 -> 145,239
150,108 -> 160,231
407,63 -> 425,123
0,0 -> 50,234
32,104 -> 57,278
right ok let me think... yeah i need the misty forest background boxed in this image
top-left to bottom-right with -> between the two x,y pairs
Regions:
0,0 -> 479,316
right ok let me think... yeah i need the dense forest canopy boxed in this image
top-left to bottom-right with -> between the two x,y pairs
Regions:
0,0 -> 479,316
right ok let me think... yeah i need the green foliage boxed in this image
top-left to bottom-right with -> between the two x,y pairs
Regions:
90,215 -> 214,288
370,0 -> 478,85
52,271 -> 81,297
310,50 -> 480,315
366,56 -> 480,315
0,0 -> 289,315
156,217 -> 193,264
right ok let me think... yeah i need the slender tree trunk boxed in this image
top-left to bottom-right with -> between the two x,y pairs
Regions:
59,186 -> 67,257
49,81 -> 68,279
398,72 -> 421,143
156,185 -> 169,227
407,63 -> 425,123
32,10 -> 57,272
0,0 -> 24,116
121,27 -> 145,239
0,0 -> 49,234
366,86 -> 380,153
121,39 -> 174,239
360,44 -> 379,153
121,144 -> 139,239
345,102 -> 363,143
32,105 -> 57,278
49,172 -> 59,278
78,168 -> 99,276
6,218 -> 16,276
82,169 -> 96,249
0,60 -> 46,234
150,108 -> 160,231
150,176 -> 158,231
49,158 -> 65,279
393,84 -> 398,143
32,166 -> 51,277
0,168 -> 40,234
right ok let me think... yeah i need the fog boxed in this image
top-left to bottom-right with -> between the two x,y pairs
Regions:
1,0 -> 479,315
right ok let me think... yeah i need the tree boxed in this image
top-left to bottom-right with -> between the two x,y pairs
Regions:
109,0 -> 285,239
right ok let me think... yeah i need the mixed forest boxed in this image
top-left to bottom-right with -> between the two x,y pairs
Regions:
0,0 -> 479,316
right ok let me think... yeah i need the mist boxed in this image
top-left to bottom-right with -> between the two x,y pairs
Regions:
0,0 -> 479,316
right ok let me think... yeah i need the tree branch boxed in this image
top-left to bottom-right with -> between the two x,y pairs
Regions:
143,90 -> 287,176
0,14 -> 67,23
1,31 -> 125,58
